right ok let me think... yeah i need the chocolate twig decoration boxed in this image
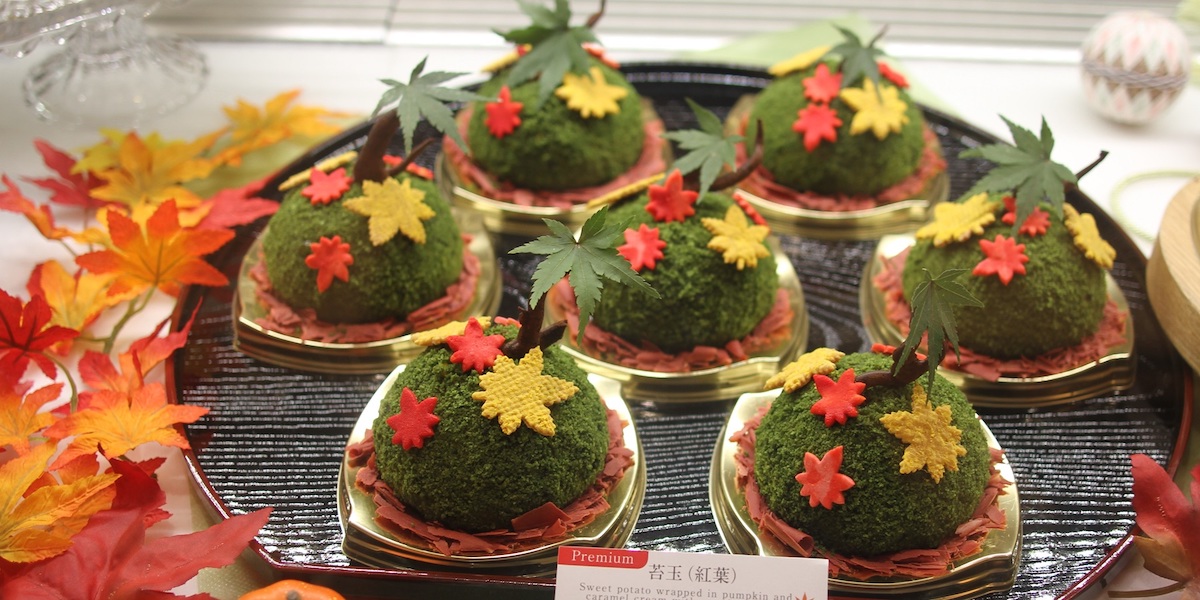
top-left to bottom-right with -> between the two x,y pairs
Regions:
501,301 -> 567,358
354,111 -> 399,184
585,0 -> 607,28
710,121 -> 764,192
386,138 -> 435,178
856,345 -> 928,388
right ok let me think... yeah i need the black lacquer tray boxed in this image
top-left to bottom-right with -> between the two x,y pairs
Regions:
169,63 -> 1193,600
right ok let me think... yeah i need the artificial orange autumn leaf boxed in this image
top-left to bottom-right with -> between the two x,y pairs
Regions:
28,260 -> 131,352
0,175 -> 83,242
89,131 -> 219,222
75,200 -> 234,297
216,89 -> 348,165
0,382 -> 61,455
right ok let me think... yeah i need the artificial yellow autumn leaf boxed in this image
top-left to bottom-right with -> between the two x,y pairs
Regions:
916,193 -> 1000,247
768,45 -> 832,77
412,317 -> 493,347
0,382 -> 61,455
555,66 -> 628,119
839,79 -> 910,140
343,177 -> 435,246
0,443 -> 119,563
70,128 -> 127,175
472,347 -> 578,436
879,382 -> 966,483
30,260 -> 132,351
1063,203 -> 1116,270
765,347 -> 845,392
702,205 -> 771,270
216,90 -> 348,166
89,130 -> 220,222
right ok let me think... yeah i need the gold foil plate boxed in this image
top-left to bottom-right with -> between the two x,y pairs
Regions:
338,366 -> 645,576
546,238 -> 809,403
232,211 -> 502,374
726,94 -> 950,241
861,234 -> 1136,407
711,389 -> 1021,599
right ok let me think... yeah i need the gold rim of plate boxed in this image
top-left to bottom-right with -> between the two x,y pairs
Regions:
710,389 -> 1022,599
546,237 -> 809,403
725,94 -> 950,241
232,211 -> 502,374
861,234 -> 1137,407
338,365 -> 645,575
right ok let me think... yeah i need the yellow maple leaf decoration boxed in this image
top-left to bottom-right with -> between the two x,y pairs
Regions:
1063,203 -> 1116,269
768,45 -> 832,77
555,66 -> 628,119
412,317 -> 493,346
0,383 -> 61,455
765,347 -> 845,392
216,89 -> 349,166
702,205 -> 771,270
472,347 -> 579,436
880,382 -> 966,483
839,79 -> 910,140
90,131 -> 220,222
343,177 -> 435,246
278,151 -> 358,191
916,192 -> 1000,247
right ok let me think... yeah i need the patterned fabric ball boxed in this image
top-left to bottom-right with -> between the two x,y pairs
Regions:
1080,11 -> 1191,124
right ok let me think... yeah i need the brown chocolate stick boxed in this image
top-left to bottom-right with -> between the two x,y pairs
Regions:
354,111 -> 399,184
585,0 -> 607,28
1074,150 -> 1109,181
386,137 -> 435,178
711,120 -> 764,192
501,301 -> 566,358
855,345 -> 928,388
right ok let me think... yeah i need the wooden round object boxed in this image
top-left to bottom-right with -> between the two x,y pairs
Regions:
1147,177 -> 1200,374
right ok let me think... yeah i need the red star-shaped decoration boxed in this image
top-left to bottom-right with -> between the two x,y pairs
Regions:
795,445 -> 855,510
878,61 -> 910,88
485,85 -> 524,139
446,317 -> 506,373
803,62 -> 843,103
792,103 -> 842,152
645,170 -> 698,223
1001,195 -> 1051,236
304,235 -> 354,293
973,234 -> 1029,285
810,368 -> 866,426
618,224 -> 667,271
302,167 -> 351,205
386,387 -> 440,450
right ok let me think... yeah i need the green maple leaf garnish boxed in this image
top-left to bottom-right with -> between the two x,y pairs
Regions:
496,0 -> 598,107
959,116 -> 1078,234
898,268 -> 983,389
828,26 -> 885,90
373,56 -> 488,155
662,98 -> 745,199
511,206 -> 658,345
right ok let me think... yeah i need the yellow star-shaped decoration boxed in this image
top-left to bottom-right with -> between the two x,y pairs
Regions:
555,66 -> 628,119
839,79 -> 910,140
1063,204 -> 1116,270
916,192 -> 1000,247
768,45 -> 832,77
473,347 -> 579,436
343,177 -> 435,246
411,317 -> 493,346
702,205 -> 771,270
279,151 -> 357,191
765,347 -> 845,392
879,382 -> 967,483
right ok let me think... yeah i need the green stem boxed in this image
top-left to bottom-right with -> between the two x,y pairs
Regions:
46,354 -> 80,412
1106,580 -> 1187,598
101,289 -> 156,354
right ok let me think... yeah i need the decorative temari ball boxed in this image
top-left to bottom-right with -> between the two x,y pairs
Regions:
1080,11 -> 1191,125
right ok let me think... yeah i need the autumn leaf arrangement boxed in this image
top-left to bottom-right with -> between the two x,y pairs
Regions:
0,90 -> 347,597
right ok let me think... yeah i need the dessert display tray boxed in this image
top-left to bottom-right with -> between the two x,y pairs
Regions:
168,63 -> 1193,600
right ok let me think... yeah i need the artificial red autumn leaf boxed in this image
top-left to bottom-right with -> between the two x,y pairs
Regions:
485,85 -> 524,139
645,170 -> 698,223
0,175 -> 79,242
387,387 -> 440,450
810,368 -> 866,426
1001,195 -> 1051,237
618,224 -> 667,272
446,317 -> 506,373
302,167 -> 351,206
0,382 -> 61,455
24,139 -> 103,209
878,61 -> 910,88
77,316 -> 194,397
795,445 -> 855,510
803,62 -> 843,104
973,234 -> 1029,285
0,289 -> 79,379
76,200 -> 235,297
1128,453 -> 1200,598
305,235 -> 354,293
792,103 -> 843,152
194,176 -> 279,230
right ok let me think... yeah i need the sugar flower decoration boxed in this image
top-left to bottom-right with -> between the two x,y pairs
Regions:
795,445 -> 855,510
839,79 -> 909,140
768,45 -> 832,77
386,387 -> 440,451
342,177 -> 435,246
803,63 -> 843,104
973,234 -> 1029,285
916,193 -> 1000,247
446,317 -> 506,373
702,205 -> 770,270
554,66 -> 627,119
473,347 -> 578,436
792,103 -> 842,152
880,383 -> 966,483
411,317 -> 493,347
279,151 -> 357,191
765,347 -> 845,393
1064,204 -> 1117,269
1001,195 -> 1051,236
304,235 -> 354,293
811,368 -> 867,427
645,170 -> 698,223
618,224 -> 667,272
485,85 -> 524,139
301,167 -> 351,206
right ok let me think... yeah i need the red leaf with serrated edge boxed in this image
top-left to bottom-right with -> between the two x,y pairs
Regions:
795,445 -> 855,509
304,235 -> 354,293
0,290 -> 79,379
1001,195 -> 1050,237
792,103 -> 842,152
446,317 -> 505,373
195,176 -> 278,230
1130,454 -> 1200,589
645,170 -> 697,223
302,167 -> 351,206
387,387 -> 440,450
0,175 -> 76,241
803,63 -> 843,104
810,368 -> 866,426
617,224 -> 667,272
485,85 -> 524,139
24,140 -> 103,209
973,234 -> 1028,285
382,155 -> 434,180
878,61 -> 910,88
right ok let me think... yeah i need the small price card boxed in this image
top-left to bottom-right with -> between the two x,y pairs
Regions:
554,547 -> 827,600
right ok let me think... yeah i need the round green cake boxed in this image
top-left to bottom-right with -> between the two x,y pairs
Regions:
754,351 -> 991,557
261,172 -> 463,324
591,193 -> 779,353
465,60 -> 645,190
371,324 -> 609,532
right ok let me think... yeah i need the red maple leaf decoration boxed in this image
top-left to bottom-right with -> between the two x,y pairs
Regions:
871,343 -> 925,361
973,234 -> 1029,285
386,387 -> 440,450
0,290 -> 79,379
792,103 -> 843,152
645,170 -> 698,223
1128,453 -> 1200,596
24,139 -> 103,209
878,61 -> 910,88
196,176 -> 278,230
732,192 -> 768,227
382,155 -> 435,180
803,62 -> 843,103
486,85 -> 525,139
302,166 -> 351,206
304,235 -> 354,293
618,224 -> 667,271
446,317 -> 506,373
1001,195 -> 1051,236
795,445 -> 855,509
810,368 -> 866,426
